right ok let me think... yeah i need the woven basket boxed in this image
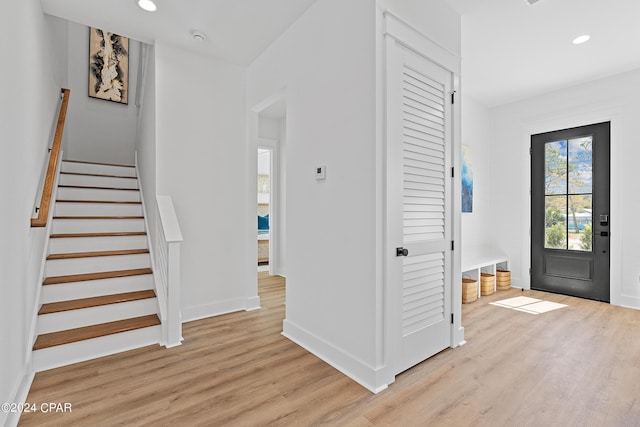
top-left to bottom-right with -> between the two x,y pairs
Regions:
480,272 -> 495,296
462,277 -> 478,304
496,270 -> 511,291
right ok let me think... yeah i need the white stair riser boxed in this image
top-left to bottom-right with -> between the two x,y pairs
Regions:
32,325 -> 161,372
59,173 -> 138,189
57,187 -> 141,202
41,274 -> 154,303
61,162 -> 136,177
51,218 -> 145,234
46,253 -> 150,277
49,235 -> 148,254
54,202 -> 142,216
38,298 -> 159,334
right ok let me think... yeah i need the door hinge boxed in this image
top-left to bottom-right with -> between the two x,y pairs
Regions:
451,91 -> 456,104
451,240 -> 455,251
451,313 -> 454,324
529,147 -> 532,155
451,167 -> 455,178
529,268 -> 532,275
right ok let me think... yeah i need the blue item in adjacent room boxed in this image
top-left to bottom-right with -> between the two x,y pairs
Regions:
258,214 -> 269,230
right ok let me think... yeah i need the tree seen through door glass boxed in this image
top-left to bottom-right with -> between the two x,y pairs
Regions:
544,137 -> 593,251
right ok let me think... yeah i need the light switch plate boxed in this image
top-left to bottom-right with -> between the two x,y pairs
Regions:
315,165 -> 326,180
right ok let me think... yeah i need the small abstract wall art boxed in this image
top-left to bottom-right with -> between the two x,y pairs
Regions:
461,145 -> 474,213
89,28 -> 129,104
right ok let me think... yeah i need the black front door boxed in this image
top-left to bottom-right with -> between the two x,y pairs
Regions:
531,122 -> 610,302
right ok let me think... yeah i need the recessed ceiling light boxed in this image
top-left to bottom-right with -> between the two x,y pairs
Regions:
137,0 -> 157,12
573,35 -> 590,45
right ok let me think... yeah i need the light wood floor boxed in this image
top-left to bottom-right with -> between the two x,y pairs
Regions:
20,274 -> 640,426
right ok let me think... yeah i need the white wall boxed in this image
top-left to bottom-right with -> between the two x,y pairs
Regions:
154,42 -> 257,321
248,0 -> 381,389
64,21 -> 139,165
0,2 -> 67,425
490,68 -> 640,309
258,116 -> 281,140
247,0 -> 461,392
461,95 -> 493,251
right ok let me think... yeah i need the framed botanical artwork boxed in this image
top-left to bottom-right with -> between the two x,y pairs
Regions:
461,144 -> 474,213
89,27 -> 129,104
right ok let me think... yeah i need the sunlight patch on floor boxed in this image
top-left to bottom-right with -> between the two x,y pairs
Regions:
490,296 -> 567,315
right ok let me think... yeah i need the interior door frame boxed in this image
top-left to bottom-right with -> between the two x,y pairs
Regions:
258,138 -> 280,276
382,12 -> 463,380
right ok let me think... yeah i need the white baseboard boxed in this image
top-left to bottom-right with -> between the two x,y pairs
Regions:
282,319 -> 391,394
512,277 -> 529,290
245,296 -> 261,311
182,296 -> 259,323
3,368 -> 35,427
453,326 -> 466,347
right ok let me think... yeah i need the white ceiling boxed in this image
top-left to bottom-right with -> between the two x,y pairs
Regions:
42,0 -> 640,107
41,0 -> 319,66
445,0 -> 640,106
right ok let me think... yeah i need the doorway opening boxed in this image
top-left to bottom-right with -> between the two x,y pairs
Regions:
530,122 -> 610,302
254,97 -> 286,282
257,147 -> 272,273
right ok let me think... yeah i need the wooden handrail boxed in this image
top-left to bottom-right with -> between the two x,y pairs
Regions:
31,88 -> 70,228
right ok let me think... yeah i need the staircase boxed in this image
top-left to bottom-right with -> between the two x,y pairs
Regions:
32,159 -> 161,372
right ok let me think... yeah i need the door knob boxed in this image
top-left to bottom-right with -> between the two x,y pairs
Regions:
396,247 -> 409,257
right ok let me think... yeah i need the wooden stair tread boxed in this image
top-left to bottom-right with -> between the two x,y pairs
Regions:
39,290 -> 156,315
44,268 -> 152,285
33,314 -> 160,350
56,199 -> 141,204
53,215 -> 144,220
61,171 -> 137,179
50,231 -> 147,238
63,159 -> 135,168
47,248 -> 149,260
58,184 -> 140,191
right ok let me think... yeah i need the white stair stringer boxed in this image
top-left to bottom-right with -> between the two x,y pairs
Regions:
32,324 -> 161,372
33,160 -> 162,372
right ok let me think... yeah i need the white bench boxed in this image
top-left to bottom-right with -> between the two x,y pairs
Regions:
462,247 -> 509,297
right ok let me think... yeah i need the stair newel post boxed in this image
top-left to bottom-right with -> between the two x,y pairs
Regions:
156,195 -> 184,348
166,240 -> 182,346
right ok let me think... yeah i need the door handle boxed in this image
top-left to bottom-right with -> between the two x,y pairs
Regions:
396,247 -> 409,257
600,231 -> 609,237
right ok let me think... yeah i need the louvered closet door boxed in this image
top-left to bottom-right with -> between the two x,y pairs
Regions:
389,47 -> 452,374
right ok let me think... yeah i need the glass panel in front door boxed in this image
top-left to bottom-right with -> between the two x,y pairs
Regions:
544,136 -> 593,252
